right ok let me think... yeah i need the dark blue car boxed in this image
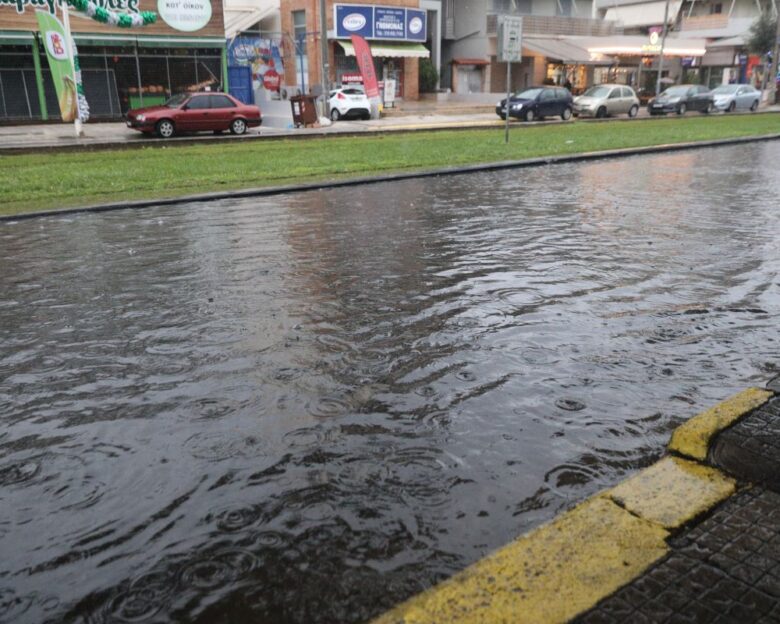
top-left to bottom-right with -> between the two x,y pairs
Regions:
496,86 -> 573,122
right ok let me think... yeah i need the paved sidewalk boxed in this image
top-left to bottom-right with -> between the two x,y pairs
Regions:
576,393 -> 780,624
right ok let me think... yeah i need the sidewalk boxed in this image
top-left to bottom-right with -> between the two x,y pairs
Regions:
372,380 -> 780,624
3,104 -> 779,154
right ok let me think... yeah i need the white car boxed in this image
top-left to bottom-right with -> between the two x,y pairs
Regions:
328,87 -> 370,121
711,84 -> 760,112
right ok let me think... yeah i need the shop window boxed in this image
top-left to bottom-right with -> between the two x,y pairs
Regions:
168,56 -> 198,99
196,57 -> 222,90
292,10 -> 308,91
557,0 -> 573,17
709,3 -> 722,13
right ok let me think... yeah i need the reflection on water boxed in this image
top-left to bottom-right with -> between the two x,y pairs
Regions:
1,142 -> 779,623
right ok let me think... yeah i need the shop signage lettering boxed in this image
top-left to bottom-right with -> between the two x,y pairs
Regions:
0,0 -> 139,15
157,0 -> 211,32
334,4 -> 426,41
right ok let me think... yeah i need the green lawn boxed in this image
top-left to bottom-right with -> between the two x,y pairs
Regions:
2,114 -> 779,216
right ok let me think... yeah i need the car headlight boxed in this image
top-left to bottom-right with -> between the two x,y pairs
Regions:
136,114 -> 146,122
497,101 -> 503,107
511,103 -> 523,110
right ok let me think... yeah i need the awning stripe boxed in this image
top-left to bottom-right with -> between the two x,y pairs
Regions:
337,40 -> 429,58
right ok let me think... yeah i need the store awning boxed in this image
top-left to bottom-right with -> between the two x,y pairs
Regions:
604,1 -> 682,28
337,40 -> 430,58
523,37 -> 613,65
224,3 -> 278,40
0,30 -> 34,44
584,35 -> 707,57
452,58 -> 490,65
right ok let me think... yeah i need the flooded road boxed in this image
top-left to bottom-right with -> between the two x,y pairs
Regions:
1,141 -> 779,624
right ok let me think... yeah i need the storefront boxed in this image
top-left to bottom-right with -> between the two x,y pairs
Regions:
280,0 -> 430,101
0,0 -> 226,121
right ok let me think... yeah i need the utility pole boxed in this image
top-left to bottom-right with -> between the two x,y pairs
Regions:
318,0 -> 330,116
772,8 -> 780,104
655,0 -> 671,95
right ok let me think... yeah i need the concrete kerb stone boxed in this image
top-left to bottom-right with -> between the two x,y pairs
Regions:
370,387 -> 777,624
3,133 -> 780,224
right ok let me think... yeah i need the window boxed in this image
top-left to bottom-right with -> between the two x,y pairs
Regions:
186,95 -> 210,109
608,89 -> 620,99
541,89 -> 555,101
709,3 -> 722,13
293,10 -> 306,42
210,95 -> 235,108
621,87 -> 634,97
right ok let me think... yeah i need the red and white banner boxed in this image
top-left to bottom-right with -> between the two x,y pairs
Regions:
350,34 -> 379,99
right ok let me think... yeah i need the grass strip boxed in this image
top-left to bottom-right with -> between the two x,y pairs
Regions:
2,114 -> 779,216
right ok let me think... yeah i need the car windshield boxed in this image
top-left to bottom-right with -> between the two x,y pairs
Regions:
712,85 -> 739,95
341,88 -> 365,95
165,94 -> 189,108
663,86 -> 689,97
582,86 -> 611,98
513,88 -> 542,100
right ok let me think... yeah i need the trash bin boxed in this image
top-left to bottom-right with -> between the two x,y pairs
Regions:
290,94 -> 319,127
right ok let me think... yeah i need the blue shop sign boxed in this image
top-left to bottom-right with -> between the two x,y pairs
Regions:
334,3 -> 427,41
375,7 -> 405,39
334,5 -> 374,38
406,9 -> 426,42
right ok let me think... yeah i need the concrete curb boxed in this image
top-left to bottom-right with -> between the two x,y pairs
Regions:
3,132 -> 780,223
370,385 -> 777,624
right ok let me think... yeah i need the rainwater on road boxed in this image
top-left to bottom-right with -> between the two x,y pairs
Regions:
1,142 -> 779,624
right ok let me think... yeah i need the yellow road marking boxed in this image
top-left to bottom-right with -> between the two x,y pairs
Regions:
669,388 -> 772,460
371,497 -> 668,624
606,456 -> 735,530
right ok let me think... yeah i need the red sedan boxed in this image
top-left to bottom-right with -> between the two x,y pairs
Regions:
126,92 -> 262,138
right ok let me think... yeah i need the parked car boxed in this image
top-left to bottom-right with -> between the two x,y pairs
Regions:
328,87 -> 371,121
573,84 -> 640,118
711,84 -> 760,112
496,86 -> 573,122
126,92 -> 262,138
648,84 -> 714,115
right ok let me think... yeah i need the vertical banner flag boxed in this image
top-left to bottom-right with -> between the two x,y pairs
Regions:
350,34 -> 379,99
35,10 -> 87,122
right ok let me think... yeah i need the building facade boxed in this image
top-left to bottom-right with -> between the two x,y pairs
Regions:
0,0 -> 226,121
279,0 -> 442,101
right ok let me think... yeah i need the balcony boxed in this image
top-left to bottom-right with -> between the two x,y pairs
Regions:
486,14 -> 623,36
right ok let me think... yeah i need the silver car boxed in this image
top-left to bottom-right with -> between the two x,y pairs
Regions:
711,84 -> 760,113
573,84 -> 640,118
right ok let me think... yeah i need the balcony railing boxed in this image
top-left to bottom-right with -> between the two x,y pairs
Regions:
679,14 -> 729,30
486,14 -> 623,36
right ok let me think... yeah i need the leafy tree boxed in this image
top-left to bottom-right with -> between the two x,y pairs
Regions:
418,58 -> 439,93
747,11 -> 777,56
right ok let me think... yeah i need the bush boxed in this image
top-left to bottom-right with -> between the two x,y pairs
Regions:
418,58 -> 439,93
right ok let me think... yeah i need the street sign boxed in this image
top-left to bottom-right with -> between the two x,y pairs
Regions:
498,16 -> 523,63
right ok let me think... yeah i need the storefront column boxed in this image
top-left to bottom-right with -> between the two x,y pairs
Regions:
31,35 -> 48,121
221,46 -> 229,92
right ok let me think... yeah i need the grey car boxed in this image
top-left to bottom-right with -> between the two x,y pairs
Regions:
711,84 -> 760,112
573,84 -> 640,118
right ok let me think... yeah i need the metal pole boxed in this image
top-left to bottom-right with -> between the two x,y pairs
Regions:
655,0 -> 671,96
60,0 -> 83,136
772,10 -> 780,104
505,60 -> 511,144
318,0 -> 329,115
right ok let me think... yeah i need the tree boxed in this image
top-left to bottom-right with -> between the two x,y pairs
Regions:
746,11 -> 777,91
418,58 -> 439,93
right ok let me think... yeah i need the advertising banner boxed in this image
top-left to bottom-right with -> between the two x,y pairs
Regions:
350,34 -> 379,99
335,3 -> 426,41
228,36 -> 285,94
35,10 -> 78,121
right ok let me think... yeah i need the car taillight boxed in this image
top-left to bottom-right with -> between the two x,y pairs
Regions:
337,93 -> 346,100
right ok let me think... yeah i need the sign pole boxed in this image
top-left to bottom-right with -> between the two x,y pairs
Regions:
655,0 -> 670,96
59,0 -> 83,137
318,0 -> 329,116
505,60 -> 511,144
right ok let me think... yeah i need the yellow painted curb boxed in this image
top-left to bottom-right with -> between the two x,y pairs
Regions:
371,497 -> 668,624
669,387 -> 772,460
605,456 -> 735,530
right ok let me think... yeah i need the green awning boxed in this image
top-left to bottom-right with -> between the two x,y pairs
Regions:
0,30 -> 34,44
136,36 -> 226,49
337,40 -> 429,59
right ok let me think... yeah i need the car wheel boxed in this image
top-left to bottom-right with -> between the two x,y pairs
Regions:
595,106 -> 607,118
750,100 -> 758,112
230,118 -> 247,135
330,108 -> 341,121
728,101 -> 736,113
628,105 -> 638,118
155,119 -> 175,139
677,103 -> 686,115
524,109 -> 535,122
561,107 -> 572,121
